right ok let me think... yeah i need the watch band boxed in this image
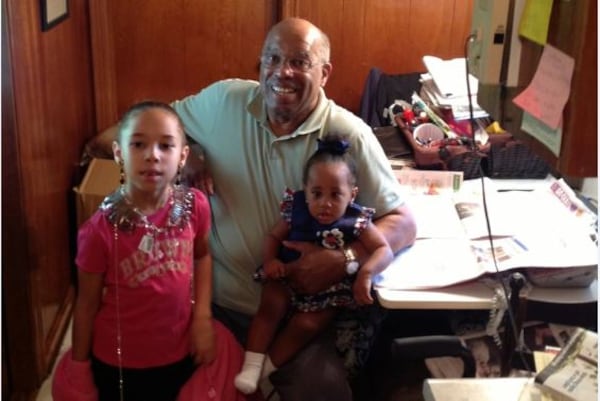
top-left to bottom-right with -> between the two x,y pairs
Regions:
343,246 -> 360,275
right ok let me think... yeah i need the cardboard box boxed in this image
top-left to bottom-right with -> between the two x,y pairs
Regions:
74,158 -> 120,226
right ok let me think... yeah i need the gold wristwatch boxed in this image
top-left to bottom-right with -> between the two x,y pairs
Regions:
343,246 -> 360,275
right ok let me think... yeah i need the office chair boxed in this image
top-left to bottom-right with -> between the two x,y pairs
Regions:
392,335 -> 476,378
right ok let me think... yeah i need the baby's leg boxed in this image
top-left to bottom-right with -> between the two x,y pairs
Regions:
247,281 -> 291,352
267,308 -> 336,371
235,281 -> 290,394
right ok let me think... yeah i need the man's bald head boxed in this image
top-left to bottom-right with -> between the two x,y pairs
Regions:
264,18 -> 331,63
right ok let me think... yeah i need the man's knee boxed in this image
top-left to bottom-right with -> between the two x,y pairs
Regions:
270,331 -> 352,401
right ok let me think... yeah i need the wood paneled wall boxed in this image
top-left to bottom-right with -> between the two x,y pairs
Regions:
91,0 -> 473,130
281,0 -> 474,113
2,0 -> 96,398
91,0 -> 278,131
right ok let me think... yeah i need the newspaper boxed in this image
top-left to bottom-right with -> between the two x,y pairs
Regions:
377,177 -> 598,290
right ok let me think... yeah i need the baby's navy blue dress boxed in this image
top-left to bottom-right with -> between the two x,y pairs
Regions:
261,188 -> 374,312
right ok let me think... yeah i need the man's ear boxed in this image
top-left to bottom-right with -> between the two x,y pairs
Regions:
320,62 -> 333,87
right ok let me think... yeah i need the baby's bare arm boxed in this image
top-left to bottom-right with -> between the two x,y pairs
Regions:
352,223 -> 393,305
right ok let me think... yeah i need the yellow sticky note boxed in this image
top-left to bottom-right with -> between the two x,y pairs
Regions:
519,0 -> 554,45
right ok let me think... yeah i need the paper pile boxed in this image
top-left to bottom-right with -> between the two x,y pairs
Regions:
420,56 -> 489,121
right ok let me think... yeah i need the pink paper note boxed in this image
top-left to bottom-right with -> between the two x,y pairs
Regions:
512,45 -> 574,129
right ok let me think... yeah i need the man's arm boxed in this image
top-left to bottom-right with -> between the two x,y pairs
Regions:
371,204 -> 417,253
84,125 -> 118,159
283,204 -> 416,295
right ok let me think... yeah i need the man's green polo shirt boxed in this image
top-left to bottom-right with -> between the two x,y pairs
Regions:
173,79 -> 404,315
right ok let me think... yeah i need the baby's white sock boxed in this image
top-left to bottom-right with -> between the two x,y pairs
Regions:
234,351 -> 265,394
261,355 -> 278,379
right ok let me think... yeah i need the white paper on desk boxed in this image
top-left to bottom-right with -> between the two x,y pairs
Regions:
409,187 -> 562,241
405,195 -> 465,239
454,188 -> 598,270
453,178 -> 595,241
375,238 -> 485,290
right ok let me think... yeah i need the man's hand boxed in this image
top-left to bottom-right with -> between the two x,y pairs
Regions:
182,144 -> 214,195
282,241 -> 345,294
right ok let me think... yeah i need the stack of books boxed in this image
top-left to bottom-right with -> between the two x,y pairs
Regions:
419,55 -> 489,121
534,327 -> 597,401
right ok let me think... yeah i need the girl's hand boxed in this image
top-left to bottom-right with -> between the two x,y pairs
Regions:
353,271 -> 374,306
190,317 -> 216,365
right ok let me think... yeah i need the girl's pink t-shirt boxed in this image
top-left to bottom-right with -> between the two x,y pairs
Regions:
76,188 -> 210,368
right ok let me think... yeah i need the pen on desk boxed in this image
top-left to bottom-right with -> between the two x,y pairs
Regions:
512,238 -> 528,251
497,189 -> 533,192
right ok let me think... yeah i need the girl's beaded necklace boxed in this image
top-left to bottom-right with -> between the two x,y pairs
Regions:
120,186 -> 174,258
112,222 -> 125,401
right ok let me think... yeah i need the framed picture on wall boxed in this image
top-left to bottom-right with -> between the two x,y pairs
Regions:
40,0 -> 69,31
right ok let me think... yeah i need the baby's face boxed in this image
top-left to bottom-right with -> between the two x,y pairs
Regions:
304,161 -> 356,225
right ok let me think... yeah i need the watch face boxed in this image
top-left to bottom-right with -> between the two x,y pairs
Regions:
346,261 -> 359,275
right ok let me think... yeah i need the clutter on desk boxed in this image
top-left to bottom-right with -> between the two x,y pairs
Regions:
389,92 -> 551,180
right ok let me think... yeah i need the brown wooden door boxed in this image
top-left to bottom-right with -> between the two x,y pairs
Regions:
2,0 -> 95,398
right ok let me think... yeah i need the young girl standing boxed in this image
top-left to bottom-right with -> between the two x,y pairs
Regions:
55,101 -> 245,401
234,138 -> 394,394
